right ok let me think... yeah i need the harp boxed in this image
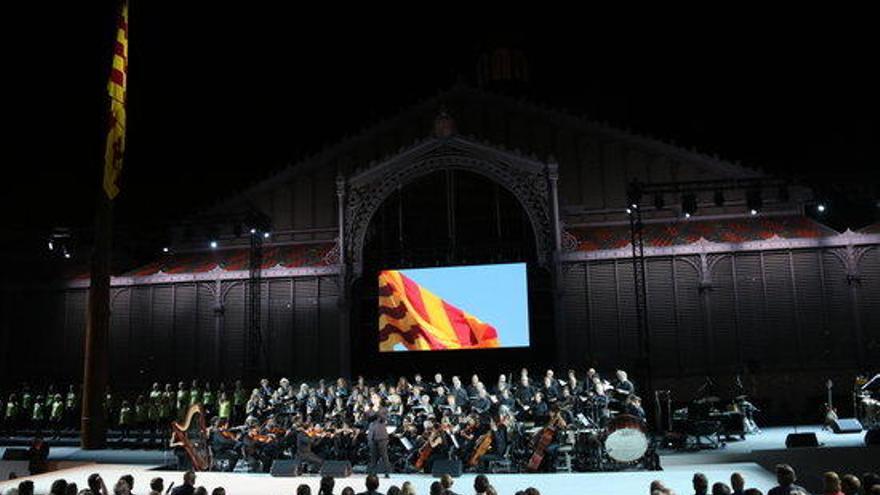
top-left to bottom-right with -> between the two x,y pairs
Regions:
170,404 -> 212,471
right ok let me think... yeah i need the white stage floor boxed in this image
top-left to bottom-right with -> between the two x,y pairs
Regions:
0,425 -> 872,495
0,462 -> 779,495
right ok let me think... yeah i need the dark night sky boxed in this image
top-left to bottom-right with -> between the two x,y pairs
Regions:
6,5 -> 878,258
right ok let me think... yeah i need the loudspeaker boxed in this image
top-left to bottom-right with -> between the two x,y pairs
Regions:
1,449 -> 28,461
831,418 -> 863,434
269,459 -> 299,477
320,461 -> 352,478
431,459 -> 462,477
865,428 -> 880,446
785,432 -> 818,448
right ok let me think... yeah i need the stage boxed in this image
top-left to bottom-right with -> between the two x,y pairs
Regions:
1,425 -> 875,495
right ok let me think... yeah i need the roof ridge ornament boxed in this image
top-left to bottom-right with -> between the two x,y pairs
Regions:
433,108 -> 457,138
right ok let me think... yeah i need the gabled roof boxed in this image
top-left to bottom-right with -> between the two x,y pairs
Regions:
202,84 -> 763,216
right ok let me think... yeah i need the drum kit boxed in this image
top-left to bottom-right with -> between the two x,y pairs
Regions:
557,414 -> 653,471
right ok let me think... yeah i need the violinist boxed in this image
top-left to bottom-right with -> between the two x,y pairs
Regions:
208,417 -> 241,472
292,420 -> 325,475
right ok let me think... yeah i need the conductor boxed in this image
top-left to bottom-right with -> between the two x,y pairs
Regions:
366,392 -> 391,477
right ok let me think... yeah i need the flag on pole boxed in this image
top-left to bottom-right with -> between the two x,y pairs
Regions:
102,1 -> 128,200
378,270 -> 500,351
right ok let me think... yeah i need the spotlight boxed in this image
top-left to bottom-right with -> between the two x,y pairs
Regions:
162,247 -> 170,253
625,208 -> 632,215
681,193 -> 697,217
653,193 -> 665,210
210,241 -> 218,249
64,252 -> 71,259
713,189 -> 725,207
626,181 -> 643,210
250,228 -> 257,235
817,203 -> 826,213
263,232 -> 270,239
62,246 -> 71,259
746,189 -> 763,215
48,241 -> 54,251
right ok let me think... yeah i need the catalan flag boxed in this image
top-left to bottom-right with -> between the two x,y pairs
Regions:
378,270 -> 500,351
102,1 -> 128,200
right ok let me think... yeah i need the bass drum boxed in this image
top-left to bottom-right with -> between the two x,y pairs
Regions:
603,414 -> 648,464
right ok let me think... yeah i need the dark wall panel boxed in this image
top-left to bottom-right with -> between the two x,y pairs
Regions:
588,261 -> 620,368
645,258 -> 679,375
762,252 -> 799,368
562,264 -> 589,366
708,256 -> 739,372
152,285 -> 174,381
196,283 -> 217,379
173,284 -> 198,380
858,247 -> 880,358
268,279 -> 293,377
318,277 -> 341,378
674,257 -> 707,374
821,250 -> 858,365
734,253 -> 767,370
110,288 -> 132,385
792,250 -> 826,364
294,278 -> 319,378
223,283 -> 246,383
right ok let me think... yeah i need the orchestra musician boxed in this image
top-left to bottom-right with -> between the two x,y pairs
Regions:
208,417 -> 241,472
150,366 -> 665,474
292,421 -> 326,475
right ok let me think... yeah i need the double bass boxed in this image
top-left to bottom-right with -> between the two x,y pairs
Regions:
468,430 -> 493,467
526,411 -> 564,472
414,426 -> 444,470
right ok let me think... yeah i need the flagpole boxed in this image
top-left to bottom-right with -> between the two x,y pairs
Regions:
82,0 -> 127,449
82,193 -> 112,449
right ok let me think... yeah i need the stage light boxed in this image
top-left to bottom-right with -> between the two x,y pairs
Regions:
250,228 -> 257,235
263,232 -> 270,239
681,193 -> 697,217
64,252 -> 71,259
48,241 -> 54,251
630,203 -> 638,210
162,247 -> 170,253
210,241 -> 218,249
817,204 -> 826,213
713,189 -> 725,207
62,246 -> 71,259
625,207 -> 632,215
746,189 -> 763,215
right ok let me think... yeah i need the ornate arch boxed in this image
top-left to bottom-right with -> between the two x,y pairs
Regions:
343,137 -> 556,276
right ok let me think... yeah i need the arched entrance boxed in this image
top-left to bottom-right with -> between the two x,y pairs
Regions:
346,156 -> 557,377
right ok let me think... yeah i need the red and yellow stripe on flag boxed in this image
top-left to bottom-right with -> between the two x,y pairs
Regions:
378,270 -> 500,351
103,1 -> 128,200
